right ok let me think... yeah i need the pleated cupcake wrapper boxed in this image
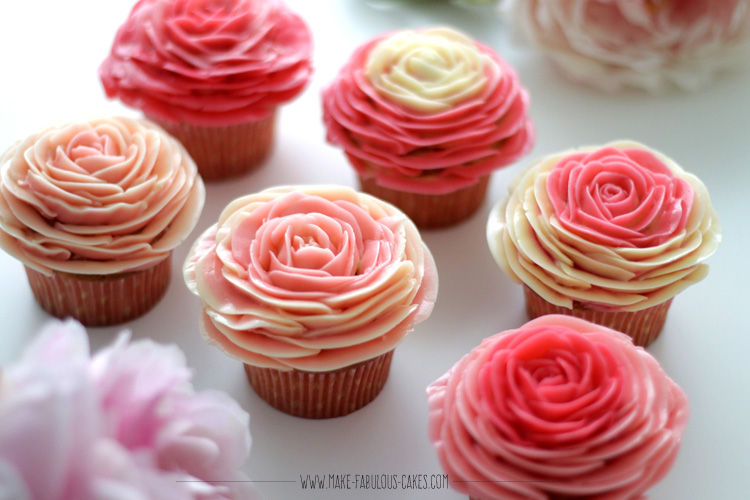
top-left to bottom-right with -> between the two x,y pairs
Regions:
358,174 -> 490,229
244,349 -> 394,419
24,256 -> 171,327
150,112 -> 276,182
523,285 -> 673,347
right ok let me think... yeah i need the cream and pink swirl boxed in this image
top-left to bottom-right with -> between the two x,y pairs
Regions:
183,185 -> 438,372
0,116 -> 205,275
501,0 -> 750,92
487,141 -> 721,310
322,28 -> 534,195
427,314 -> 689,500
99,0 -> 312,126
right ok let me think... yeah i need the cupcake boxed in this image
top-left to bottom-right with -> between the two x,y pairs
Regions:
322,27 -> 534,228
0,116 -> 205,326
183,185 -> 438,418
486,140 -> 721,346
501,0 -> 750,93
99,0 -> 313,181
427,314 -> 689,500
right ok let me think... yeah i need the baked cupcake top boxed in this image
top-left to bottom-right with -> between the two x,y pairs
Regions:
427,314 -> 689,500
0,116 -> 205,275
99,0 -> 313,126
486,140 -> 721,310
183,185 -> 438,372
322,27 -> 534,195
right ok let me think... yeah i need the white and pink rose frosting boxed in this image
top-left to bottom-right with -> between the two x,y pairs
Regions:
486,140 -> 721,311
183,185 -> 438,372
427,314 -> 689,500
322,27 -> 534,195
501,0 -> 750,92
0,116 -> 205,275
99,0 -> 313,126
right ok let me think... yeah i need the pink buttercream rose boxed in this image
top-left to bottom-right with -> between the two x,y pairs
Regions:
322,28 -> 534,195
99,0 -> 312,126
486,140 -> 721,311
0,320 -> 258,500
547,146 -> 694,248
501,0 -> 750,92
183,185 -> 438,371
0,116 -> 205,275
427,315 -> 689,500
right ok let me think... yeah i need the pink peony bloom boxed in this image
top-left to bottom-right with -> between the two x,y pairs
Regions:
0,320 -> 258,500
501,0 -> 750,92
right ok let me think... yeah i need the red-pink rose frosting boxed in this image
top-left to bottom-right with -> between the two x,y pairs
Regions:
0,116 -> 205,275
546,146 -> 694,249
427,314 -> 689,500
183,185 -> 438,372
322,27 -> 534,195
99,0 -> 313,127
487,140 -> 721,310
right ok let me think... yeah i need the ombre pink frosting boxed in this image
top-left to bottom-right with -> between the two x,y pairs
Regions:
427,315 -> 689,500
322,28 -> 534,195
99,0 -> 313,126
183,185 -> 438,372
0,116 -> 205,275
487,140 -> 721,311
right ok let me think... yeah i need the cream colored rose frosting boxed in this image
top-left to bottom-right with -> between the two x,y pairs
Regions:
427,315 -> 689,500
0,116 -> 205,275
183,185 -> 438,372
487,140 -> 721,311
99,0 -> 312,126
322,27 -> 534,195
366,28 -> 492,113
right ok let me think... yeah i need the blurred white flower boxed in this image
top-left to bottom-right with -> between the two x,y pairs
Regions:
0,320 -> 258,500
501,0 -> 750,92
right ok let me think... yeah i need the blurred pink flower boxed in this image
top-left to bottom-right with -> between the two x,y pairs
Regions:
502,0 -> 750,92
0,320 -> 259,500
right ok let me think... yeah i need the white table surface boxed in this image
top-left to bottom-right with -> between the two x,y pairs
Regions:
1,1 -> 749,499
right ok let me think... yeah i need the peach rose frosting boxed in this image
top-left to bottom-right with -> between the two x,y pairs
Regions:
427,315 -> 689,500
322,28 -> 534,195
487,141 -> 720,311
99,0 -> 313,126
0,116 -> 205,275
183,186 -> 438,372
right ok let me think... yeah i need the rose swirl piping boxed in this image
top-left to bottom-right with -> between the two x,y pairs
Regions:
183,185 -> 438,372
99,0 -> 313,126
0,116 -> 205,275
427,314 -> 689,500
486,140 -> 721,310
322,27 -> 534,195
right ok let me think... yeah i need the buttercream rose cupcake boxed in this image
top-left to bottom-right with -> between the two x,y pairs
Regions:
501,0 -> 750,93
487,140 -> 721,346
0,116 -> 205,326
427,314 -> 689,500
183,185 -> 438,418
99,0 -> 313,181
322,27 -> 534,228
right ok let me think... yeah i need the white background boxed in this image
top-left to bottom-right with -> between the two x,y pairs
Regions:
1,1 -> 749,499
